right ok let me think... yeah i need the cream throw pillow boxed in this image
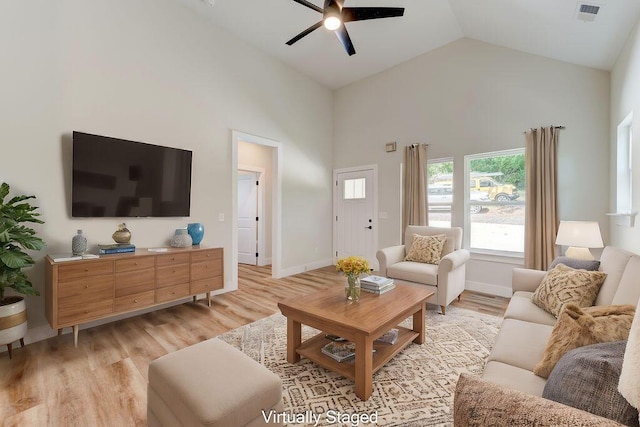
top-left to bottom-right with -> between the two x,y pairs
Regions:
534,304 -> 636,379
404,234 -> 447,265
619,302 -> 640,412
531,264 -> 606,318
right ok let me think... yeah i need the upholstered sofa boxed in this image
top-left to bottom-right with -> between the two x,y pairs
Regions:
376,225 -> 470,314
454,246 -> 640,425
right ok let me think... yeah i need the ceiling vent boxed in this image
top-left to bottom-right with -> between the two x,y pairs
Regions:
576,3 -> 600,22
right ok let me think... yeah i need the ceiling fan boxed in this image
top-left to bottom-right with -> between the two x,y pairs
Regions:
286,0 -> 405,56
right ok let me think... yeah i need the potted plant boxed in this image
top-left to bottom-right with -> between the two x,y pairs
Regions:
0,182 -> 45,358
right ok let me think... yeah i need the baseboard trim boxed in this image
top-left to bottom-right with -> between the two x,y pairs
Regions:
279,258 -> 333,278
465,280 -> 513,298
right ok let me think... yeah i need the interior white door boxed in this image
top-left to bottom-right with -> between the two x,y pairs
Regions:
335,168 -> 376,269
237,172 -> 258,265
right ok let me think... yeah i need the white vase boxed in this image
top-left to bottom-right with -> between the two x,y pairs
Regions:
0,297 -> 27,359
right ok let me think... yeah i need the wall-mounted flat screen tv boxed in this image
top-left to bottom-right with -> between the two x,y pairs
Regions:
72,131 -> 192,217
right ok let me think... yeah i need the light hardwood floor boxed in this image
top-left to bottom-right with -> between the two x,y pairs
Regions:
0,265 -> 508,426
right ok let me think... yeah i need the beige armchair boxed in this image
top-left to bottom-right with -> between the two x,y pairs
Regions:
376,225 -> 470,315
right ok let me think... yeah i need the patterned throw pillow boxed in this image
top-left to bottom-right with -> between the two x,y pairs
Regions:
534,304 -> 636,378
404,234 -> 447,265
531,264 -> 607,317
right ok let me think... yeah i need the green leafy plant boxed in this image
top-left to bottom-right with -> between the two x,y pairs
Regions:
0,182 -> 45,304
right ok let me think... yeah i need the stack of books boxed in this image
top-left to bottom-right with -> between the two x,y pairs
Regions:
321,341 -> 356,362
98,243 -> 136,255
360,275 -> 395,294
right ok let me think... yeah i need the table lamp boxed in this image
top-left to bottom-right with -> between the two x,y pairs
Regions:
555,220 -> 604,260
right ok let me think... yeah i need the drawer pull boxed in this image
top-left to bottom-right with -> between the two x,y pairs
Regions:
85,285 -> 89,289
84,269 -> 89,272
84,310 -> 89,314
133,299 -> 138,303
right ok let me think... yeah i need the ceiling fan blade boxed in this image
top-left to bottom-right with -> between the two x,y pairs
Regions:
292,0 -> 324,14
334,24 -> 356,56
286,21 -> 323,45
342,7 -> 405,22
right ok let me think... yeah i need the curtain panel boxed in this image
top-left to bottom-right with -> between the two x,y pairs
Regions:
402,144 -> 428,237
525,126 -> 559,270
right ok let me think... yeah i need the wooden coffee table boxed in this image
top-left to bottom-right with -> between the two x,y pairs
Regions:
278,283 -> 434,400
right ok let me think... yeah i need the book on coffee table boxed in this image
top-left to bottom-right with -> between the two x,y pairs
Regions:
361,275 -> 394,287
375,328 -> 399,345
361,283 -> 395,294
321,342 -> 356,362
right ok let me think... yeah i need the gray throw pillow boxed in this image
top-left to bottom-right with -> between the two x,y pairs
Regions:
542,341 -> 639,427
548,256 -> 601,271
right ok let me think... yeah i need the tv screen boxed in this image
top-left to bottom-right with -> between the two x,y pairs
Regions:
72,131 -> 192,217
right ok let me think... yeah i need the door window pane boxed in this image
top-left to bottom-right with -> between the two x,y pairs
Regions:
344,178 -> 366,200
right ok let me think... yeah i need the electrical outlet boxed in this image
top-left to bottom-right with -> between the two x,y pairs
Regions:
218,213 -> 224,221
315,247 -> 319,254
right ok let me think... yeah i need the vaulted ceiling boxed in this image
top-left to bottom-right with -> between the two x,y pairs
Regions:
178,0 -> 640,89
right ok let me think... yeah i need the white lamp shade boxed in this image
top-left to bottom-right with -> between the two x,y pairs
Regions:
555,221 -> 604,248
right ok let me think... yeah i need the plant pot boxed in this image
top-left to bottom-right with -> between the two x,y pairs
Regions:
0,296 -> 27,359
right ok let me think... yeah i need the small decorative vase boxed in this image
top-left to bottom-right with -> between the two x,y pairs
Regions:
72,229 -> 87,255
170,228 -> 192,248
187,223 -> 204,245
345,275 -> 361,302
112,223 -> 131,244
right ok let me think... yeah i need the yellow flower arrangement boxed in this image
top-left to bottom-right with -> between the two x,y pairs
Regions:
336,256 -> 370,277
336,256 -> 370,302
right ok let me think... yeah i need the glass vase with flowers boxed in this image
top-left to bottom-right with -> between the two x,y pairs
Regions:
336,256 -> 370,302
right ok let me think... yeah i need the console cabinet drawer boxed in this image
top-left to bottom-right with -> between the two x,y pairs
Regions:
156,283 -> 190,303
58,300 -> 114,326
156,253 -> 190,267
156,264 -> 189,288
190,260 -> 223,281
58,275 -> 114,299
190,277 -> 223,294
115,268 -> 155,297
58,260 -> 113,281
191,249 -> 222,263
116,256 -> 155,273
115,291 -> 155,313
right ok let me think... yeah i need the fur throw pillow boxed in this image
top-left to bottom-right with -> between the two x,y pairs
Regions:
531,264 -> 607,318
619,303 -> 640,412
404,234 -> 447,265
534,303 -> 636,379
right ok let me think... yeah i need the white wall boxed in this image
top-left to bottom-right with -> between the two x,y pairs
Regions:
611,18 -> 640,251
333,38 -> 610,295
0,0 -> 333,342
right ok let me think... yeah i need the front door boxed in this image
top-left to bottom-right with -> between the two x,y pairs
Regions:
334,167 -> 377,270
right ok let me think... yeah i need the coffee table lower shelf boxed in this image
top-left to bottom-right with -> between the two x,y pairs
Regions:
296,326 -> 419,380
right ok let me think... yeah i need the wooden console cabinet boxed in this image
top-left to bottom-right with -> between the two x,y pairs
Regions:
45,246 -> 223,346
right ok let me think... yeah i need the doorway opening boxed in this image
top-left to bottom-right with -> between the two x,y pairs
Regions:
231,131 -> 282,287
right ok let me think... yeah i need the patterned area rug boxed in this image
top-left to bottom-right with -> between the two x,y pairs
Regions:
217,305 -> 501,427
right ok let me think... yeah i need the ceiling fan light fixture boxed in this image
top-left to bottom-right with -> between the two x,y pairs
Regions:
323,15 -> 341,30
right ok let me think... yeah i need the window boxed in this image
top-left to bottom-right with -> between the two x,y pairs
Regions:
427,158 -> 453,226
465,149 -> 525,254
617,112 -> 633,213
343,178 -> 366,200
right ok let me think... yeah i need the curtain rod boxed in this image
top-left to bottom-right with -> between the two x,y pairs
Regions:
409,143 -> 429,148
523,125 -> 565,134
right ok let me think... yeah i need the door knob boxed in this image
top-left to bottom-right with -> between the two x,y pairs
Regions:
364,226 -> 372,229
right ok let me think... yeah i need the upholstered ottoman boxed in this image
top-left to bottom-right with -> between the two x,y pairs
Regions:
147,338 -> 283,427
